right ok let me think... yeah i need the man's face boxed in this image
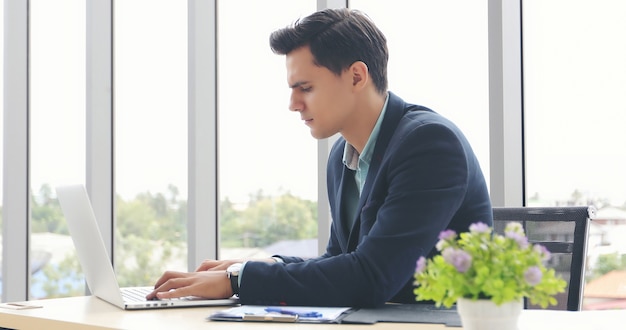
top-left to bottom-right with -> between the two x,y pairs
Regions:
286,46 -> 356,139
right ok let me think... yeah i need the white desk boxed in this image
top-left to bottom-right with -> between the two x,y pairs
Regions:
1,296 -> 625,330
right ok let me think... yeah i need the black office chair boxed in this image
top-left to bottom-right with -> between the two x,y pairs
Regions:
492,206 -> 595,311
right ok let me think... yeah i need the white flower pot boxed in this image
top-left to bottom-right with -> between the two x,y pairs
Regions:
456,298 -> 523,330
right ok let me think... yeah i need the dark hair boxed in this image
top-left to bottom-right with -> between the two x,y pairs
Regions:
269,8 -> 388,94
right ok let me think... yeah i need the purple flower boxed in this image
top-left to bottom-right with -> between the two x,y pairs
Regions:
442,248 -> 472,273
436,229 -> 458,251
438,229 -> 457,241
534,244 -> 551,261
469,222 -> 490,234
524,266 -> 543,286
415,256 -> 427,274
505,231 -> 529,248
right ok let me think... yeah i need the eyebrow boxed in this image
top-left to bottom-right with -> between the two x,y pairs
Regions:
289,81 -> 310,89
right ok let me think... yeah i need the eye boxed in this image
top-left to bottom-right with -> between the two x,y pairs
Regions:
301,86 -> 312,92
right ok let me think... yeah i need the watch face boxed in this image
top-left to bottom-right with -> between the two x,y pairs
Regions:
227,263 -> 242,275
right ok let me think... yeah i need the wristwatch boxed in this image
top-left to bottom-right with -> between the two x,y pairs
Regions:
226,263 -> 243,296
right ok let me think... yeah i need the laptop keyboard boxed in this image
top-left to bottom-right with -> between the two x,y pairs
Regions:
121,287 -> 153,302
121,287 -> 199,302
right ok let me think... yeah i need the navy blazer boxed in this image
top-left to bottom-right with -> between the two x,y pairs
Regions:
239,92 -> 492,307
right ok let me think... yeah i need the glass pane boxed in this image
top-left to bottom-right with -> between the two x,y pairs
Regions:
29,0 -> 86,298
350,0 -> 490,186
114,0 -> 188,286
523,0 -> 626,310
217,1 -> 318,259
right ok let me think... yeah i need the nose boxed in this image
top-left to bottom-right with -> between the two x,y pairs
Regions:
289,92 -> 303,112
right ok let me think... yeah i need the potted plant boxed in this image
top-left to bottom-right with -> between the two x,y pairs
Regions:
413,222 -> 567,330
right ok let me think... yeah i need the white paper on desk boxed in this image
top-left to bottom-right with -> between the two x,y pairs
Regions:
209,305 -> 352,323
0,302 -> 43,310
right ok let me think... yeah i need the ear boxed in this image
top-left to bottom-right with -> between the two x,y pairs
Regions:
350,61 -> 369,90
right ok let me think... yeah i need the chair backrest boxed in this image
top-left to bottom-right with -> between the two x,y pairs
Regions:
492,206 -> 595,311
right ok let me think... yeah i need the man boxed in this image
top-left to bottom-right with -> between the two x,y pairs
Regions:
147,8 -> 492,307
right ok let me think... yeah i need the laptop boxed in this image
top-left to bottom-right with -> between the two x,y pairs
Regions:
56,184 -> 240,310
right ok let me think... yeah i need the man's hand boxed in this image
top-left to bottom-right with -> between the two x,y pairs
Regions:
194,259 -> 241,271
146,257 -> 279,300
145,270 -> 232,300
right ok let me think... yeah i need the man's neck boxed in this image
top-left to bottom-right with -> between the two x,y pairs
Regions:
342,92 -> 386,154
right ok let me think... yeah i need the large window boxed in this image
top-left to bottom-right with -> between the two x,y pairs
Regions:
523,0 -> 626,207
217,0 -> 318,260
522,0 -> 626,309
3,0 -> 623,309
113,0 -> 188,287
29,0 -> 86,299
